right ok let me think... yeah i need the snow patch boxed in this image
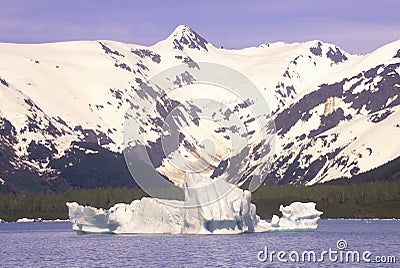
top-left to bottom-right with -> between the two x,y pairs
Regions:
386,94 -> 398,107
84,149 -> 99,155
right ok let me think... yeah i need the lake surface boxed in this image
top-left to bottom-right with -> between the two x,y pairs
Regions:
0,220 -> 398,267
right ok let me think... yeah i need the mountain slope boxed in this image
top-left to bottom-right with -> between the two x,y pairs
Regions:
0,25 -> 399,192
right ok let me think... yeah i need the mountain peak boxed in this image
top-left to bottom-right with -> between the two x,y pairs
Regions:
167,25 -> 209,51
171,25 -> 193,35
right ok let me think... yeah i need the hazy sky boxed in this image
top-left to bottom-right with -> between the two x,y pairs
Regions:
1,0 -> 399,54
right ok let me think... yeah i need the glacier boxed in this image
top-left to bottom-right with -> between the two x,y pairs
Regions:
66,175 -> 323,234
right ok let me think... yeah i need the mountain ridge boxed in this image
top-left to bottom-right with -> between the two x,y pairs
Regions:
0,25 -> 399,192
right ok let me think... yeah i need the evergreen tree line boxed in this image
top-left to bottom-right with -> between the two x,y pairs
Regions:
0,181 -> 399,222
0,187 -> 148,222
252,181 -> 400,219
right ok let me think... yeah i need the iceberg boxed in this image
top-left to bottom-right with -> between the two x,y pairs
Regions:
276,202 -> 324,230
67,175 -> 323,234
16,217 -> 43,223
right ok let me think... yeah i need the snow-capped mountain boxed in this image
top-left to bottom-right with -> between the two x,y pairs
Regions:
0,25 -> 399,192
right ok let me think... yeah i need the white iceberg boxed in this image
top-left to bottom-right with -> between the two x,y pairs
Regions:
16,217 -> 43,223
276,202 -> 324,230
16,218 -> 34,223
67,175 -> 323,234
42,219 -> 70,223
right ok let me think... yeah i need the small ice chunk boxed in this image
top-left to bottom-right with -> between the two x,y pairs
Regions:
277,202 -> 323,230
16,218 -> 36,223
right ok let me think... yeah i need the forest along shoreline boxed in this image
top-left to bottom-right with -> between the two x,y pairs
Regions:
0,181 -> 399,222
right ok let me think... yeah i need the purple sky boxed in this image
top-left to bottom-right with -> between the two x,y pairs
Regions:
1,0 -> 399,54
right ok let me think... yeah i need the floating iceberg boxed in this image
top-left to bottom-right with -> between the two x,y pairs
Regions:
67,176 -> 323,234
16,217 -> 43,223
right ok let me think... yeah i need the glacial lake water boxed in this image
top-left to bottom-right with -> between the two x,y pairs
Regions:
0,220 -> 398,267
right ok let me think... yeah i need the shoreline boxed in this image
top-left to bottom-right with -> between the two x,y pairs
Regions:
1,218 -> 399,224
